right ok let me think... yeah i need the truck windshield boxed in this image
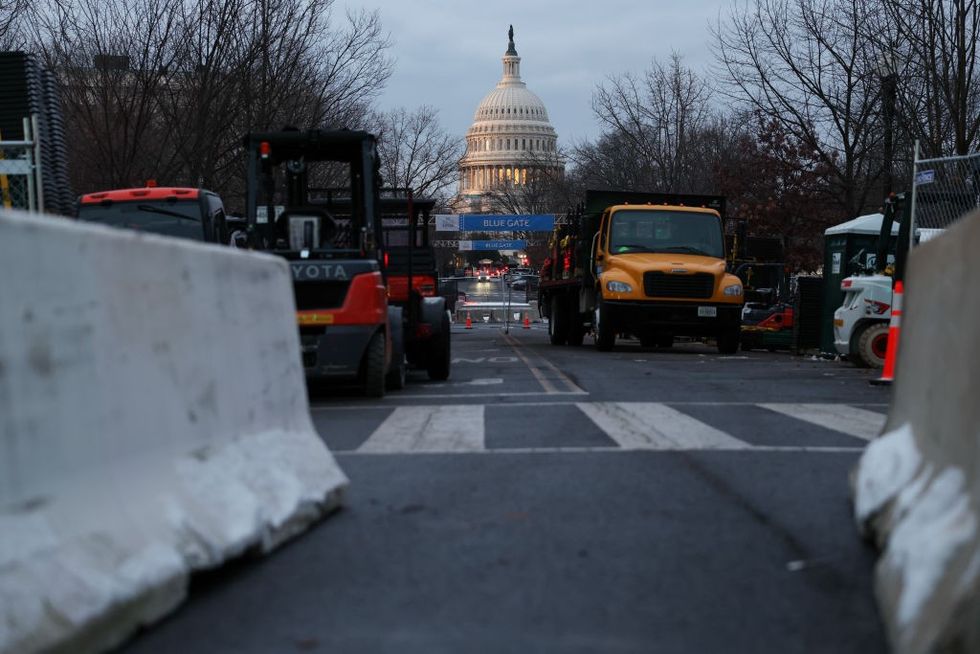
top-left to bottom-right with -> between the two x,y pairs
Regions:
77,201 -> 203,241
609,210 -> 723,258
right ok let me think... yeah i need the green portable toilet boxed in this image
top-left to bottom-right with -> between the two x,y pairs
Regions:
821,213 -> 898,353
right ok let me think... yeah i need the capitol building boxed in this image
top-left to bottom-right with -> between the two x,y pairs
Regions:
456,27 -> 564,212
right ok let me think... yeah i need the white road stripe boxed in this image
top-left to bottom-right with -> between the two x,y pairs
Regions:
312,401 -> 889,411
576,402 -> 750,450
758,403 -> 886,441
357,405 -> 485,453
337,445 -> 862,456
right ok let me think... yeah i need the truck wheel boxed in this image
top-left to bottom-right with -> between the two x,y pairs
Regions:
717,328 -> 740,355
593,298 -> 615,351
855,322 -> 889,368
549,296 -> 568,345
362,332 -> 386,398
426,312 -> 452,380
656,334 -> 674,349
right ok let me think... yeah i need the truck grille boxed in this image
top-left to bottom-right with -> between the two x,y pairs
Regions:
643,272 -> 715,299
294,281 -> 349,310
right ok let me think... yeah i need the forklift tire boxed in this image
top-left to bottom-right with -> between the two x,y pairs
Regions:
549,296 -> 568,345
854,322 -> 889,368
386,354 -> 407,390
426,312 -> 452,381
362,332 -> 386,398
717,328 -> 740,355
593,297 -> 616,352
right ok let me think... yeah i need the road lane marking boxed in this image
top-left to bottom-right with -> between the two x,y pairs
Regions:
357,405 -> 484,453
336,445 -> 864,456
758,403 -> 886,441
502,332 -> 587,394
576,402 -> 750,450
505,337 -> 558,393
311,400 -> 888,411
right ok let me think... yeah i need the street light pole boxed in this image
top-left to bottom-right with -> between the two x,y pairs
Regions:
879,54 -> 898,200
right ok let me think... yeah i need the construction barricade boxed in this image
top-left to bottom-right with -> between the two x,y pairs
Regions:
0,210 -> 348,653
454,301 -> 540,325
852,211 -> 980,654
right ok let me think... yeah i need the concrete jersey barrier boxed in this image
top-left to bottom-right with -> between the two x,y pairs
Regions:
853,211 -> 980,654
0,210 -> 348,653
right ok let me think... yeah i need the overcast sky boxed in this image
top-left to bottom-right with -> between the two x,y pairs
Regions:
340,0 -> 731,146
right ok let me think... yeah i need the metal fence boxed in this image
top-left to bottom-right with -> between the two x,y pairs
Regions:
911,145 -> 980,244
0,116 -> 42,212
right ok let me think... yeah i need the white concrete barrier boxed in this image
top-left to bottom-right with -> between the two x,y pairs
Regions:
853,211 -> 980,654
0,210 -> 348,653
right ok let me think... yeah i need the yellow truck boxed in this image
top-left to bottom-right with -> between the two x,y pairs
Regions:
538,191 -> 744,352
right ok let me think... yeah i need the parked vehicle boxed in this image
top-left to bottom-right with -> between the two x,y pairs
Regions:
76,186 -> 232,244
538,190 -> 743,352
833,190 -> 968,367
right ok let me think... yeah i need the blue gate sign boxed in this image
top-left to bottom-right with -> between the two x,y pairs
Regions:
459,214 -> 554,232
462,239 -> 527,251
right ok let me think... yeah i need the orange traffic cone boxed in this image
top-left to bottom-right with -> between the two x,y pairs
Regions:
465,313 -> 473,329
871,280 -> 903,386
523,314 -> 530,329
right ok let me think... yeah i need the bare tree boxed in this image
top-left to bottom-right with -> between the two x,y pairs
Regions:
26,0 -> 392,196
373,105 -> 462,199
591,53 -> 715,192
872,0 -> 980,156
0,0 -> 28,48
31,0 -> 187,190
714,0 -> 881,216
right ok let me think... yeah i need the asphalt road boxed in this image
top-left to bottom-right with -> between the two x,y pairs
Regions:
122,327 -> 889,653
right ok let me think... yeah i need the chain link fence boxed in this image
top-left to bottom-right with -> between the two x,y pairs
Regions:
911,147 -> 980,244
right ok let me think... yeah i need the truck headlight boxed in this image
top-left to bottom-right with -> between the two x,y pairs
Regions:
723,284 -> 743,297
606,280 -> 632,293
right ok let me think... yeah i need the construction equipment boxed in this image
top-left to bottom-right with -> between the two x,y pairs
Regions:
833,189 -> 970,367
538,190 -> 744,352
734,262 -> 794,351
242,129 -> 398,397
376,189 -> 451,382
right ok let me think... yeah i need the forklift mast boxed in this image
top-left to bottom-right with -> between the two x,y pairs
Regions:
242,129 -> 383,260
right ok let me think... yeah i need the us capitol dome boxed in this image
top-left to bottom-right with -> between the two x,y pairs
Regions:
456,26 -> 564,209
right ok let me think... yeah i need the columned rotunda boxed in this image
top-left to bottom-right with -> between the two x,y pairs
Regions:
456,26 -> 563,211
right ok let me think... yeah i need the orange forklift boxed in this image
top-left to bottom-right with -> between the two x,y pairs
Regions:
242,129 -> 399,397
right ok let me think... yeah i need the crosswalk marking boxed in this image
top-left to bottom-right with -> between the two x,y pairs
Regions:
575,402 -> 750,450
328,402 -> 881,455
758,403 -> 886,441
357,405 -> 484,453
